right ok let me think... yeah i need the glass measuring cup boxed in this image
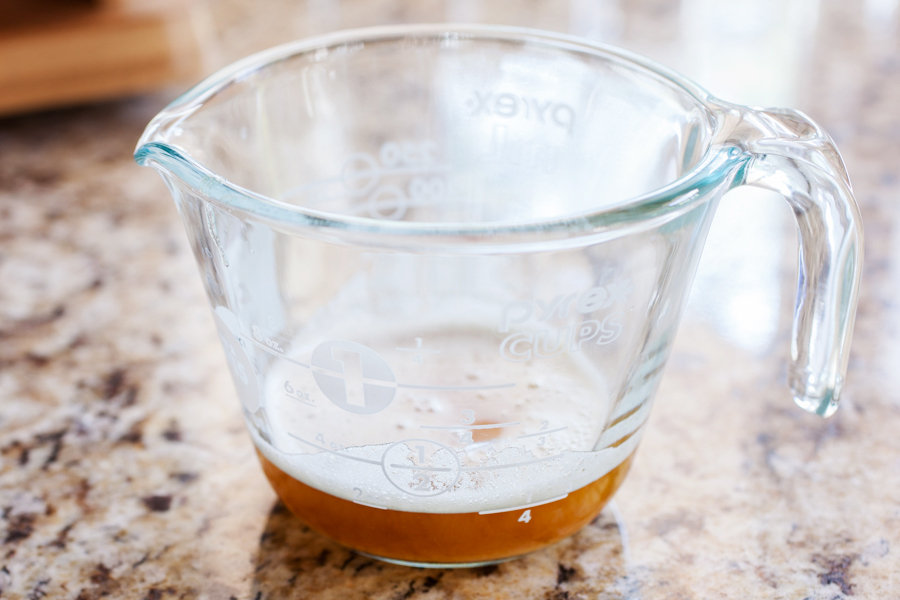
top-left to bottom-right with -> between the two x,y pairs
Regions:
134,24 -> 862,567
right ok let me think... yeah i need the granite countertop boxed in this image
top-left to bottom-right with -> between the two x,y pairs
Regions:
1,1 -> 899,598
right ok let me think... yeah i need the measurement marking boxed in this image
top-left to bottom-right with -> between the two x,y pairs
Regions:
287,433 -> 381,465
281,164 -> 452,201
396,337 -> 441,364
463,441 -> 493,452
284,393 -> 316,408
248,337 -> 311,368
396,349 -> 441,358
478,494 -> 569,515
398,382 -> 516,391
517,426 -> 568,439
347,164 -> 452,180
422,422 -> 519,431
353,500 -> 388,510
396,348 -> 440,355
308,366 -> 397,390
249,340 -> 515,391
387,464 -> 453,472
462,454 -> 560,471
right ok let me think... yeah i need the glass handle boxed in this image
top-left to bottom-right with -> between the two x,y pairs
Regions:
722,104 -> 864,416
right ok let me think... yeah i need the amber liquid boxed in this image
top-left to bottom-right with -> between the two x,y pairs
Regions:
258,451 -> 635,565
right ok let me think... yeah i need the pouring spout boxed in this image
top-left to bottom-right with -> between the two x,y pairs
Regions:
133,141 -> 217,195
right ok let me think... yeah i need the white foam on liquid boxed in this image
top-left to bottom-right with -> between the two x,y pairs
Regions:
248,308 -> 647,514
251,425 -> 643,514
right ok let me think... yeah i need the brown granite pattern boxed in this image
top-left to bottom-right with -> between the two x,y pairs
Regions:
1,0 -> 899,598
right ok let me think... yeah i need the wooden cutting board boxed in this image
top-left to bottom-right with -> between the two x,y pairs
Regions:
0,0 -> 207,116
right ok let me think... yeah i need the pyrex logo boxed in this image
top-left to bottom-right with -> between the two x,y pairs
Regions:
498,281 -> 633,362
465,91 -> 576,133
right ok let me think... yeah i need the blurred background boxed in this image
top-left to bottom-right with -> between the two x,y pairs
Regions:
0,0 -> 839,112
4,0 -> 889,356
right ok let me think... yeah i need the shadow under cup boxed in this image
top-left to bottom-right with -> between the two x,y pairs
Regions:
135,25 -> 862,567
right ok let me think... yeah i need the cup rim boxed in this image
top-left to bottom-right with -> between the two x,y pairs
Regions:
135,23 -> 743,241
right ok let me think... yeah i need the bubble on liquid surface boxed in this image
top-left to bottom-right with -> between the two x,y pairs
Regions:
252,317 -> 646,513
251,426 -> 642,513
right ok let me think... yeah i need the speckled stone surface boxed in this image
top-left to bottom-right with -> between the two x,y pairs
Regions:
1,1 -> 899,598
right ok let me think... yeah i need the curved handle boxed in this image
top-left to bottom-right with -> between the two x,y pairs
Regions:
718,103 -> 863,416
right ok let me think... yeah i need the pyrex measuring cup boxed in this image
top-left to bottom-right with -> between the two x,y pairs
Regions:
135,25 -> 862,567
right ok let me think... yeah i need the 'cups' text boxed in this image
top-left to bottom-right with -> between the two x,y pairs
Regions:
498,282 -> 633,362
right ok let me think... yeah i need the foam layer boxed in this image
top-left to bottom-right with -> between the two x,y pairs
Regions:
247,316 -> 646,513
250,425 -> 643,513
